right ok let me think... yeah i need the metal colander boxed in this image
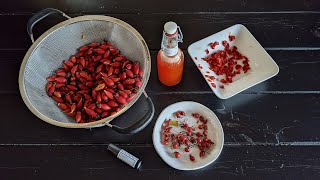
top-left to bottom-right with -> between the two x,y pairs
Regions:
19,9 -> 152,130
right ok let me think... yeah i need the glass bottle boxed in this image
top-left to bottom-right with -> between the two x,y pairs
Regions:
157,21 -> 184,86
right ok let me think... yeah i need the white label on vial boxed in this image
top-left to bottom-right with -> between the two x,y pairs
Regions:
117,149 -> 139,168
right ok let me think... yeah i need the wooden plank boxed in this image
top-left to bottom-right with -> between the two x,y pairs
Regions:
0,0 -> 319,14
0,13 -> 319,50
0,145 -> 320,179
0,50 -> 22,94
2,50 -> 319,93
0,93 -> 319,145
147,50 -> 320,93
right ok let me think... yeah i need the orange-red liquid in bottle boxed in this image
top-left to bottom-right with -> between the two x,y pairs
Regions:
157,22 -> 184,86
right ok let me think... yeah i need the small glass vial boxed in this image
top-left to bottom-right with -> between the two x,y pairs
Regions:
157,21 -> 184,86
108,144 -> 142,169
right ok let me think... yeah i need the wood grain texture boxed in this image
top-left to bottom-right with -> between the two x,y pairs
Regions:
0,0 -> 319,14
0,13 -> 319,50
2,50 -> 319,93
147,50 -> 320,93
1,0 -> 320,179
0,145 -> 320,180
0,93 -> 319,145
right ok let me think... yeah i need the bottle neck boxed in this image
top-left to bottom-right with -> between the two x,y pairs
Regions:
161,31 -> 179,57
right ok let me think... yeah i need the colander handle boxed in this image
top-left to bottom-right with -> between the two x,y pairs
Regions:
27,8 -> 71,43
107,91 -> 155,134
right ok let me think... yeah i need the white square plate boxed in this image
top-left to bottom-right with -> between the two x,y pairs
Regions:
187,24 -> 279,99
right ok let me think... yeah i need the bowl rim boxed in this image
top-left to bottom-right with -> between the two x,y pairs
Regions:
152,101 -> 224,170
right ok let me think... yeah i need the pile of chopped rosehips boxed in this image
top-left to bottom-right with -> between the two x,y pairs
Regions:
201,34 -> 251,88
46,41 -> 143,123
161,111 -> 214,161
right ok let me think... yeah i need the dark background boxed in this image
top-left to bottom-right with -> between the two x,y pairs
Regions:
0,0 -> 320,179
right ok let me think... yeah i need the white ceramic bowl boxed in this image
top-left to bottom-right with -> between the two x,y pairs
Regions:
152,101 -> 224,170
188,24 -> 279,99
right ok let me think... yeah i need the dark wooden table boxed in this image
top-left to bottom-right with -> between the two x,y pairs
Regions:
1,0 -> 320,179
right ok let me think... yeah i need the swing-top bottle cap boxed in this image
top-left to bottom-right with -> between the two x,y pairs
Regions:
164,21 -> 177,35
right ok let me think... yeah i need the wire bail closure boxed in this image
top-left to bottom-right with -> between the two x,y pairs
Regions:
177,26 -> 183,43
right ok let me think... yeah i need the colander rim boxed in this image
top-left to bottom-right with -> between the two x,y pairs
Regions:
18,15 -> 151,128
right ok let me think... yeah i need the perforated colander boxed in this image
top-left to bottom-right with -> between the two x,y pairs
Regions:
19,8 -> 154,134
